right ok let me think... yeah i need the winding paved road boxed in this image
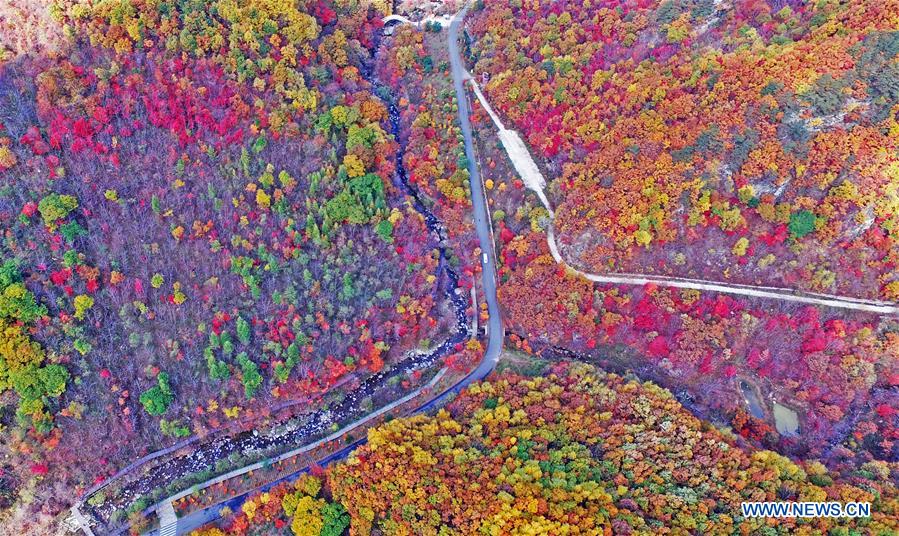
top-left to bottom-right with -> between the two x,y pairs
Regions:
133,6 -> 502,534
547,227 -> 899,316
448,4 -> 504,380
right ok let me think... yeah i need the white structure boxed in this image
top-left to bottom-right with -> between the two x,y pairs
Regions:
382,14 -> 453,32
382,14 -> 413,25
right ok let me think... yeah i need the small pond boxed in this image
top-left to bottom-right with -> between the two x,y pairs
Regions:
739,380 -> 766,420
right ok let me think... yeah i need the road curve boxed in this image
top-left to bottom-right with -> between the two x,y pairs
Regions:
137,6 -> 502,534
547,227 -> 899,316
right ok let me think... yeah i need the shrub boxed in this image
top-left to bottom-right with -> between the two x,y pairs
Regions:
140,372 -> 174,416
37,193 -> 78,227
788,210 -> 817,239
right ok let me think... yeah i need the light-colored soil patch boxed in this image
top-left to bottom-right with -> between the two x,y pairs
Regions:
773,403 -> 800,437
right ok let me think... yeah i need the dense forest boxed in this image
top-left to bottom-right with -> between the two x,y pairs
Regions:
194,361 -> 899,535
0,0 -> 469,530
1,0 -> 897,534
462,0 -> 899,475
469,0 -> 898,299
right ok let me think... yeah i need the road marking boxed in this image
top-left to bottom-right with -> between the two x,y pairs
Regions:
159,501 -> 177,536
